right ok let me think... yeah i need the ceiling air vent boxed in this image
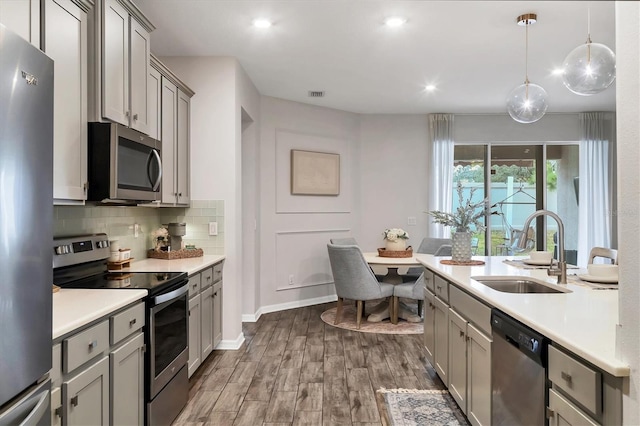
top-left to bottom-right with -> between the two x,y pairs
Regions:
308,91 -> 325,98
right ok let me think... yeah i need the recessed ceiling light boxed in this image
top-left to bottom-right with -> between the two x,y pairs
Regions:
252,18 -> 272,29
384,17 -> 406,28
425,84 -> 437,92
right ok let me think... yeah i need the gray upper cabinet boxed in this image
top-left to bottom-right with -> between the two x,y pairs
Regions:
43,0 -> 92,204
147,65 -> 161,140
89,0 -> 154,134
152,54 -> 194,206
0,0 -> 40,47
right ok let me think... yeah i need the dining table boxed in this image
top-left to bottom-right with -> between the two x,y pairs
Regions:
362,252 -> 423,323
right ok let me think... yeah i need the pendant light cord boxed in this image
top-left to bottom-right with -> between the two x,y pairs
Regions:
525,20 -> 529,85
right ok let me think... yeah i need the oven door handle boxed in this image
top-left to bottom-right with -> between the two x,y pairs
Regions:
152,283 -> 188,305
147,148 -> 162,191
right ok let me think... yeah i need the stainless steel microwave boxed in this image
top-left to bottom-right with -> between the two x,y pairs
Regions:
88,122 -> 162,203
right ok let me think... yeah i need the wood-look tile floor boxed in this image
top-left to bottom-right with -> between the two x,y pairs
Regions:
173,302 -> 444,426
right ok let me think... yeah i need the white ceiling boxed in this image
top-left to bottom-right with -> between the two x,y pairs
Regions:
135,0 -> 616,115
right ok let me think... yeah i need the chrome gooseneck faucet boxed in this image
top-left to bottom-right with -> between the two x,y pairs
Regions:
518,209 -> 567,284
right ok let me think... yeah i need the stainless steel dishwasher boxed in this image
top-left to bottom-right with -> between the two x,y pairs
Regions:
491,309 -> 549,426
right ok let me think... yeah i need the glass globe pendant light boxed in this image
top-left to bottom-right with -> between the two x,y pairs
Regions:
506,13 -> 548,124
562,4 -> 616,95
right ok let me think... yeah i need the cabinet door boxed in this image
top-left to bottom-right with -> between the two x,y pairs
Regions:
147,66 -> 161,140
102,0 -> 129,125
423,288 -> 436,366
160,77 -> 177,204
188,294 -> 201,377
213,282 -> 222,348
201,286 -> 213,360
44,0 -> 88,202
549,389 -> 599,426
63,356 -> 109,426
448,309 -> 467,414
110,332 -> 144,426
129,17 -> 149,134
0,0 -> 39,47
434,296 -> 449,386
467,323 -> 492,426
176,89 -> 190,205
51,387 -> 62,426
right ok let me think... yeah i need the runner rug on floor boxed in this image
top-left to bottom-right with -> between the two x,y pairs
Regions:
378,388 -> 469,426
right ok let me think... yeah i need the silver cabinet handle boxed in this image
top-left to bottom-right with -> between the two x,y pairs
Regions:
459,330 -> 464,338
561,371 -> 572,383
88,340 -> 97,350
133,113 -> 138,120
70,396 -> 78,407
129,318 -> 137,327
125,111 -> 130,118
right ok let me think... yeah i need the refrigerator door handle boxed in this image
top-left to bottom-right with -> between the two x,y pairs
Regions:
0,380 -> 50,426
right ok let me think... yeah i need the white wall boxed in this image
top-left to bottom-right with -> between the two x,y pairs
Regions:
453,113 -> 581,142
159,56 -> 260,348
257,97 -> 359,313
357,115 -> 430,251
615,2 -> 640,423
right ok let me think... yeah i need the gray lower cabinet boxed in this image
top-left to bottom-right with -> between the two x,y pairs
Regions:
548,344 -> 622,425
64,356 -> 109,425
51,300 -> 145,426
188,261 -> 224,377
188,291 -> 202,377
110,333 -> 144,426
424,273 -> 492,426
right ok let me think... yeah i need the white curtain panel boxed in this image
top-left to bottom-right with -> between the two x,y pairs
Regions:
578,112 -> 611,265
428,114 -> 455,238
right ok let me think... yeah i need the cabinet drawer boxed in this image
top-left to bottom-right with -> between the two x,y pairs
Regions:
433,275 -> 449,302
63,320 -> 109,373
549,345 -> 602,416
449,285 -> 491,336
110,302 -> 145,345
52,344 -> 62,388
201,267 -> 214,289
424,270 -> 435,292
549,388 -> 599,426
213,262 -> 223,283
188,273 -> 201,297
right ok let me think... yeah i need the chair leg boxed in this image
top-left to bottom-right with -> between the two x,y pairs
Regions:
356,300 -> 363,329
335,297 -> 343,325
417,300 -> 423,317
392,296 -> 399,324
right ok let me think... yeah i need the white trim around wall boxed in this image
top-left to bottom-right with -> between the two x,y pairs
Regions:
214,333 -> 246,350
241,294 -> 338,323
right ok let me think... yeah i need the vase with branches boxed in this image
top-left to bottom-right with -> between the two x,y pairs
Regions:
428,182 -> 487,262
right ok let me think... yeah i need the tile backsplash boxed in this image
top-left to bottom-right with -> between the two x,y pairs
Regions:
54,200 -> 224,260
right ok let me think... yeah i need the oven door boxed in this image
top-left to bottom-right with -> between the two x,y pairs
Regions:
148,282 -> 188,398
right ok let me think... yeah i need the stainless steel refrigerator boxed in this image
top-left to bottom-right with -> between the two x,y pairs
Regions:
0,24 -> 54,425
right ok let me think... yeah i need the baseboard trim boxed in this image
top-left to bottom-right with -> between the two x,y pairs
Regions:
214,332 -> 245,350
242,294 -> 338,323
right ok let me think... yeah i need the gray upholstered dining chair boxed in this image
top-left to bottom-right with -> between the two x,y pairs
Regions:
330,237 -> 358,245
327,243 -> 395,329
402,237 -> 452,281
392,272 -> 424,324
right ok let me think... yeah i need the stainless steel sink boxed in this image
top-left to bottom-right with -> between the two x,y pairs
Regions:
471,276 -> 571,294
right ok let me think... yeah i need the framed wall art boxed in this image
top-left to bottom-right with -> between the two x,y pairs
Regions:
290,149 -> 340,195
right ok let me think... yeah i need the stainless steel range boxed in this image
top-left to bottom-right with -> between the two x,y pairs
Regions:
53,233 -> 189,425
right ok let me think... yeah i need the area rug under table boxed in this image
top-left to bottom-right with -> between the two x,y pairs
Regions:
320,305 -> 423,334
378,388 -> 469,426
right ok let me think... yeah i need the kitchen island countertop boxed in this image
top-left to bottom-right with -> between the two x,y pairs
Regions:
53,289 -> 147,340
416,254 -> 629,377
122,254 -> 226,276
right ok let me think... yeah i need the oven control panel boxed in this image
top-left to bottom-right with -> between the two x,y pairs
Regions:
53,233 -> 111,268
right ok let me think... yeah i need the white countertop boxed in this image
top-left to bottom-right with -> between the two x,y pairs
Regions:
416,254 -> 629,377
53,289 -> 147,340
121,255 -> 225,276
